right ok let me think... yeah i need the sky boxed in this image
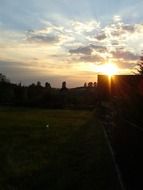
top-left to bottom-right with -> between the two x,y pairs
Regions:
0,0 -> 143,87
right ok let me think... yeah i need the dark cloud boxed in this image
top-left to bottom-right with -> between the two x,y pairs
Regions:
90,44 -> 107,52
69,44 -> 107,56
112,50 -> 138,61
108,24 -> 135,37
111,30 -> 123,36
96,33 -> 106,40
69,46 -> 92,55
111,40 -> 119,46
0,60 -> 25,68
32,58 -> 39,61
122,25 -> 135,32
27,32 -> 59,44
117,60 -> 136,69
28,34 -> 59,44
80,54 -> 104,62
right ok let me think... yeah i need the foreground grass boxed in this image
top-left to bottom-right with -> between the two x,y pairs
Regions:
0,107 -> 120,190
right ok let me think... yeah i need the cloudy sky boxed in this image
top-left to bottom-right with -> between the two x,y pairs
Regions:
0,0 -> 143,87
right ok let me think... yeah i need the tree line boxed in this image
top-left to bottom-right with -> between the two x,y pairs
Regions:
0,73 -> 98,109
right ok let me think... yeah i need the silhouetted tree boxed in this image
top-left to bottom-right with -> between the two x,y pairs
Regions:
37,81 -> 41,87
88,82 -> 93,88
14,86 -> 28,105
18,82 -> 22,87
0,73 -> 10,83
29,83 -> 36,87
45,82 -> 51,88
0,74 -> 14,104
94,82 -> 97,87
61,81 -> 68,91
137,53 -> 143,75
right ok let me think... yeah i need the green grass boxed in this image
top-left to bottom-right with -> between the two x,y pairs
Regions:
0,107 -> 121,190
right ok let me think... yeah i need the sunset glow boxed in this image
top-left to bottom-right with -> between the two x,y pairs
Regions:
101,63 -> 119,76
97,62 -> 119,76
0,0 -> 143,87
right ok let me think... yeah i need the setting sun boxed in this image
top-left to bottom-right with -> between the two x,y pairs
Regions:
99,63 -> 119,76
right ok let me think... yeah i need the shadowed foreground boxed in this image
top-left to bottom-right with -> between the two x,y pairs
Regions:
0,108 -> 121,190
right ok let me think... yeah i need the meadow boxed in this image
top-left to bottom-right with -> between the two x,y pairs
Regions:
0,107 -> 121,190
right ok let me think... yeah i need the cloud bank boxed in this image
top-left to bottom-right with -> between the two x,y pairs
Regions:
0,12 -> 143,86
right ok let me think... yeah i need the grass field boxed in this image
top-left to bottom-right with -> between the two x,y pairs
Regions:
0,107 -> 121,190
